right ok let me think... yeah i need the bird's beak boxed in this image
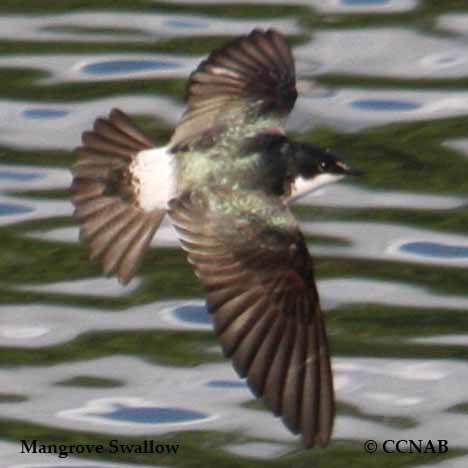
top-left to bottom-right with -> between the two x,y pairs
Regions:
335,161 -> 363,176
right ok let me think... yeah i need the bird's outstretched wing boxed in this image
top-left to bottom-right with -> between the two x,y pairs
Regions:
170,28 -> 297,151
168,190 -> 335,447
71,109 -> 165,284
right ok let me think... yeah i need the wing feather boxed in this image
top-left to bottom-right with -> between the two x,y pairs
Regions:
170,29 -> 296,151
168,190 -> 335,447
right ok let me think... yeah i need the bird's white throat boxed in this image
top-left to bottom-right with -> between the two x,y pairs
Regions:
289,174 -> 344,202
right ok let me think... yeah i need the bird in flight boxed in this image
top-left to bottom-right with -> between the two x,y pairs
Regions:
71,29 -> 360,447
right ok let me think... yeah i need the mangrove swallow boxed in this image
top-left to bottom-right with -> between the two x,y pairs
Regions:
71,28 -> 361,447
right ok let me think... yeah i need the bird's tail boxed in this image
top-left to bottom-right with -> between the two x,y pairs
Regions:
71,108 -> 166,284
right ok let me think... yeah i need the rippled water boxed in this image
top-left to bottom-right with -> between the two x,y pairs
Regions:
1,2 -> 468,467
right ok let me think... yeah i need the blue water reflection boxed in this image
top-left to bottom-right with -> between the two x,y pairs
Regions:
164,19 -> 207,29
206,380 -> 247,389
343,0 -> 389,5
82,59 -> 180,75
0,171 -> 41,181
173,305 -> 211,325
91,404 -> 207,424
23,108 -> 69,119
400,241 -> 468,258
352,99 -> 420,111
0,203 -> 32,216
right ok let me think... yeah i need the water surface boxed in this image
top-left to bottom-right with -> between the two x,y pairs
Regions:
1,1 -> 468,467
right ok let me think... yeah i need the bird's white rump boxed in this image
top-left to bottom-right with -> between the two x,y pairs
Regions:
131,146 -> 176,211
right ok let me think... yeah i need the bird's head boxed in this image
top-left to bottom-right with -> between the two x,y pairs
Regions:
289,142 -> 362,201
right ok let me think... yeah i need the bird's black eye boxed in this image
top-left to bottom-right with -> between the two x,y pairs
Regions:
319,160 -> 328,172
